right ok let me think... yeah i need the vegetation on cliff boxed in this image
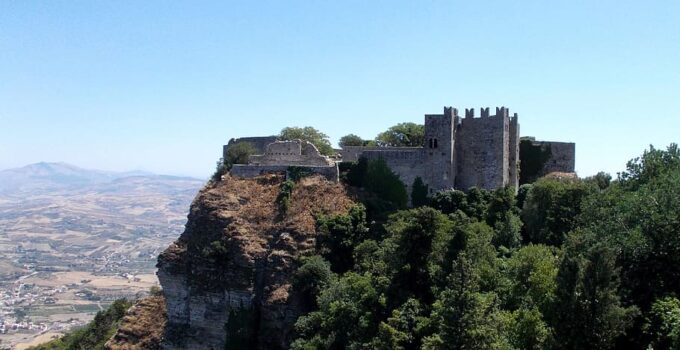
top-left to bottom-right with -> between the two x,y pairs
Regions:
27,299 -> 133,350
291,143 -> 680,350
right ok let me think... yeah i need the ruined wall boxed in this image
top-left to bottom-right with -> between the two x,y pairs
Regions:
455,108 -> 510,190
224,136 -> 278,160
249,140 -> 335,167
231,164 -> 339,182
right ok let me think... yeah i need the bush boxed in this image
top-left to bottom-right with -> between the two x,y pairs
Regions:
276,180 -> 296,214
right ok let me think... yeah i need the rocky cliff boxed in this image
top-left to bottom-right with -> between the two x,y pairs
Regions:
157,173 -> 354,349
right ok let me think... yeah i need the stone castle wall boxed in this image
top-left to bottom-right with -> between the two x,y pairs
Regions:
361,148 -> 426,194
229,140 -> 339,182
230,164 -> 339,182
223,136 -> 279,160
222,106 -> 572,196
539,141 -> 576,174
455,109 -> 512,190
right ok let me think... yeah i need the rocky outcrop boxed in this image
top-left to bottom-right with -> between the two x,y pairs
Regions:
157,174 -> 354,350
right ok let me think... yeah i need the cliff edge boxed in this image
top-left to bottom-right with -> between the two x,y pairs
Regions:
157,173 -> 354,349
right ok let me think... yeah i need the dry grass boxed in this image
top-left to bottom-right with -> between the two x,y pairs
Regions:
105,296 -> 166,350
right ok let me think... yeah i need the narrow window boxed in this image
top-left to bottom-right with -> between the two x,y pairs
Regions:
433,139 -> 438,148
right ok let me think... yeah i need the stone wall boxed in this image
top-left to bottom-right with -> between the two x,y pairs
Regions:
231,164 -> 339,182
362,148 -> 426,194
540,141 -> 576,174
224,136 -> 278,160
423,108 -> 456,191
249,140 -> 335,167
455,110 -> 510,190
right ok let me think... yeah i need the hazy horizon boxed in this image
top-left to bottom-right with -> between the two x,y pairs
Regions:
2,1 -> 678,178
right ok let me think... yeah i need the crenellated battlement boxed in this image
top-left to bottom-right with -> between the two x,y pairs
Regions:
224,105 -> 575,199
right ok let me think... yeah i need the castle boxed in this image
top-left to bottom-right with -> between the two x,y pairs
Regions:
224,106 -> 575,194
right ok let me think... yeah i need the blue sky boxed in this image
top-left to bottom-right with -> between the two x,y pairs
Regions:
1,1 -> 678,178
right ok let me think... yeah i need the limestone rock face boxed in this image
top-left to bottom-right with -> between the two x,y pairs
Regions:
157,174 -> 354,350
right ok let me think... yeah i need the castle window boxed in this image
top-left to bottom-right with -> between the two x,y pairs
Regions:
428,139 -> 434,149
433,139 -> 438,148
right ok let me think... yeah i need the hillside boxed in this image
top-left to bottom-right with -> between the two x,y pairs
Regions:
0,163 -> 203,349
22,144 -> 680,350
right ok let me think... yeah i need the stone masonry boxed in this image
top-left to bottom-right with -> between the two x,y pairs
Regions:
230,140 -> 339,182
224,106 -> 575,194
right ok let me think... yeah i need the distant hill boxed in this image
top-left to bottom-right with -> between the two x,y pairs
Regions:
0,162 -> 200,194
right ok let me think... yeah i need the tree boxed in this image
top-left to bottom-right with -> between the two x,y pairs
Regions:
585,171 -> 612,190
503,244 -> 558,314
521,177 -> 596,246
411,177 -> 429,207
552,240 -> 638,350
292,272 -> 384,350
339,134 -> 365,147
375,123 -> 425,147
293,255 -> 334,310
424,254 -> 511,350
618,143 -> 680,190
382,207 -> 453,305
279,126 -> 335,156
643,297 -> 680,349
578,144 -> 680,309
213,141 -> 257,181
315,204 -> 370,273
364,158 -> 408,209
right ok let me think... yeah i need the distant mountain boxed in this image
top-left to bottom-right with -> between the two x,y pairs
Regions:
0,162 -> 199,194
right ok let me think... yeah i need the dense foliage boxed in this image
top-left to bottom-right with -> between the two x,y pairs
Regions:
212,141 -> 256,181
292,144 -> 680,350
339,134 -> 366,147
375,122 -> 425,147
279,126 -> 335,156
28,299 -> 132,350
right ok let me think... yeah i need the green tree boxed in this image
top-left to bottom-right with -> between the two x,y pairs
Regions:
430,189 -> 467,215
552,240 -> 638,350
507,307 -> 551,350
375,122 -> 425,147
643,297 -> 680,349
411,177 -> 429,207
503,244 -> 558,314
279,126 -> 335,156
292,272 -> 385,350
339,134 -> 365,147
293,255 -> 334,310
521,177 -> 595,246
213,141 -> 257,181
381,207 -> 453,305
578,144 -> 680,310
585,171 -> 612,190
364,158 -> 408,209
424,253 -> 511,350
316,204 -> 370,273
618,143 -> 680,190
372,299 -> 430,350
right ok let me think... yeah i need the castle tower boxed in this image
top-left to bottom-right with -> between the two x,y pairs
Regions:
423,107 -> 457,190
455,106 -> 518,190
